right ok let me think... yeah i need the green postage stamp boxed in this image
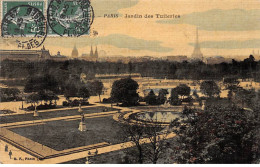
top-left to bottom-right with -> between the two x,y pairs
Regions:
1,0 -> 93,46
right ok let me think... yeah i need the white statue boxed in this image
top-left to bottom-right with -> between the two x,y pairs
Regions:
85,156 -> 90,164
78,103 -> 83,112
33,106 -> 39,117
78,114 -> 87,131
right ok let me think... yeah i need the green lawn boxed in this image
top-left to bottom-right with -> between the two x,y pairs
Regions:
10,116 -> 123,151
0,106 -> 116,124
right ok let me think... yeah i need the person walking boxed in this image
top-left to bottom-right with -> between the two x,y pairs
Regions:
8,150 -> 12,159
5,145 -> 8,152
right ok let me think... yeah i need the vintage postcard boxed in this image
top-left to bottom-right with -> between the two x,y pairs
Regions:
0,0 -> 260,164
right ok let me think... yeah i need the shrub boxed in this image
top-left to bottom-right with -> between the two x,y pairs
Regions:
102,98 -> 113,103
62,99 -> 89,107
26,104 -> 56,111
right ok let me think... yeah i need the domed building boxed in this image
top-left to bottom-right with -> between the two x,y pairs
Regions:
71,45 -> 79,59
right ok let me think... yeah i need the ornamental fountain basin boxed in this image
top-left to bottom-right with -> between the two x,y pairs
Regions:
129,111 -> 181,124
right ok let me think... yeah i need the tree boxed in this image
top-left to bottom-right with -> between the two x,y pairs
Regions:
8,88 -> 21,100
121,123 -> 145,164
128,62 -> 133,74
120,120 -> 169,164
144,123 -> 168,164
200,81 -> 220,98
170,88 -> 181,105
90,80 -> 104,102
223,77 -> 239,89
0,88 -> 21,101
171,104 -> 259,164
78,86 -> 90,101
64,82 -> 78,100
175,84 -> 191,100
46,91 -> 59,105
26,92 -> 41,107
234,88 -> 256,108
24,74 -> 59,94
24,74 -> 59,106
145,90 -> 158,105
111,77 -> 139,106
223,77 -> 240,100
38,90 -> 59,105
157,89 -> 169,105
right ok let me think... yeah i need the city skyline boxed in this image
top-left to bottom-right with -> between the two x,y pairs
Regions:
1,0 -> 260,57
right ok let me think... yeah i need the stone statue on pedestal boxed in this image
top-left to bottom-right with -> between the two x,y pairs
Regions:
33,106 -> 39,117
78,103 -> 83,113
85,156 -> 90,164
78,113 -> 87,131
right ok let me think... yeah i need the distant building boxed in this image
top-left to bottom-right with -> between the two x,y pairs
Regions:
0,47 -> 70,61
52,51 -> 68,61
90,45 -> 94,57
99,56 -> 124,63
205,56 -> 226,64
94,46 -> 98,58
191,28 -> 203,61
81,45 -> 98,61
0,46 -> 51,61
167,56 -> 188,62
81,53 -> 88,57
71,45 -> 79,58
99,56 -> 161,63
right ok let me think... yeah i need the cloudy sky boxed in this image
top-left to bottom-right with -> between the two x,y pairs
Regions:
1,0 -> 260,57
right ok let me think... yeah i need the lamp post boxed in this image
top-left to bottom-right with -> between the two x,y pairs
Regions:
86,151 -> 92,164
21,91 -> 24,110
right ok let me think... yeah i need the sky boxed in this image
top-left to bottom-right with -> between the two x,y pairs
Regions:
1,0 -> 260,58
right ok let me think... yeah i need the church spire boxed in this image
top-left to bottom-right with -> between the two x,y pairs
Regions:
94,46 -> 98,58
90,45 -> 93,57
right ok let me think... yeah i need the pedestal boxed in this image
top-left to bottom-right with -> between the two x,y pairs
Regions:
163,101 -> 170,108
33,110 -> 39,117
78,122 -> 87,131
78,104 -> 83,113
85,156 -> 90,164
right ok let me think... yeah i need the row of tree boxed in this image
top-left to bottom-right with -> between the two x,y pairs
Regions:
22,74 -> 257,110
23,73 -> 104,109
0,88 -> 21,102
110,77 -> 223,106
1,55 -> 259,82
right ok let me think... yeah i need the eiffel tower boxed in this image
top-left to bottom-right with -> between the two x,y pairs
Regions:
191,28 -> 203,61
